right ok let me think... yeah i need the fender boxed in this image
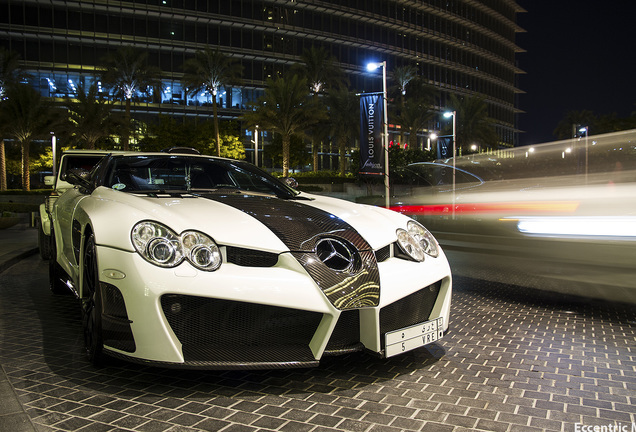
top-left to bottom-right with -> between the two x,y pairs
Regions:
39,203 -> 51,236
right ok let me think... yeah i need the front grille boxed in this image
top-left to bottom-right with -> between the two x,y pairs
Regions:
100,282 -> 135,353
375,245 -> 391,262
225,246 -> 279,267
379,281 -> 441,348
161,295 -> 322,363
324,309 -> 363,355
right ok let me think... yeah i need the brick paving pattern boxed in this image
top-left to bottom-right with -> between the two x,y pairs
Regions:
0,256 -> 634,432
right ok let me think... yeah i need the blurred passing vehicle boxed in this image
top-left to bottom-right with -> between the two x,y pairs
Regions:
391,129 -> 636,304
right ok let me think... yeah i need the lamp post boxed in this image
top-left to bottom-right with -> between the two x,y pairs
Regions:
579,126 -> 588,183
50,132 -> 57,176
443,111 -> 456,217
253,125 -> 259,167
367,61 -> 390,208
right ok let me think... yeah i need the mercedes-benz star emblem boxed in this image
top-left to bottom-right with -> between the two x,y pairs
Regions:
315,238 -> 357,272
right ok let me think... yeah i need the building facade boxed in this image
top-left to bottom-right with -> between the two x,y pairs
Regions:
0,0 -> 524,155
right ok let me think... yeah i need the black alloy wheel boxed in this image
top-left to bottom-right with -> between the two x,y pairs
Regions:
48,230 -> 69,294
82,233 -> 105,366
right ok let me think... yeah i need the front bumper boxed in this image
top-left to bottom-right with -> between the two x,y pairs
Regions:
95,245 -> 452,369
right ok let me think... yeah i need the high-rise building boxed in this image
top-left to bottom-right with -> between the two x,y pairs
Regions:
0,0 -> 524,153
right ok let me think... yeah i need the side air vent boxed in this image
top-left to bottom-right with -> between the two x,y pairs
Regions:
225,246 -> 279,267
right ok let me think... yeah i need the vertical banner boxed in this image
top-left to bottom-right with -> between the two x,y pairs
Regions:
436,137 -> 451,160
359,94 -> 384,176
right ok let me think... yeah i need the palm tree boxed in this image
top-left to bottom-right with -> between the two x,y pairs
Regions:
242,75 -> 327,176
0,84 -> 58,191
391,65 -> 417,98
0,113 -> 7,191
445,94 -> 499,153
99,46 -> 162,150
292,46 -> 347,95
182,48 -> 243,156
65,82 -> 121,149
553,110 -> 596,140
390,65 -> 418,146
0,48 -> 29,191
291,46 -> 346,172
391,78 -> 437,149
327,88 -> 360,176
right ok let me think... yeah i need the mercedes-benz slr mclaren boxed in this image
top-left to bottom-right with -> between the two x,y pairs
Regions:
49,151 -> 452,369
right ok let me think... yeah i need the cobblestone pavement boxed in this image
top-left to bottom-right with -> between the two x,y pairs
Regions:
0,255 -> 634,432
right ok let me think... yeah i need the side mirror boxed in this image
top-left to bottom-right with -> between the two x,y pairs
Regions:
44,175 -> 56,186
65,168 -> 92,190
282,177 -> 299,189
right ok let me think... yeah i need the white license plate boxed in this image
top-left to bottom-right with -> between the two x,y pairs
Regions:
385,317 -> 444,357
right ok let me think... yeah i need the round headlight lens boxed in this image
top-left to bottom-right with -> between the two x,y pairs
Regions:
181,230 -> 222,271
132,221 -> 182,267
396,228 -> 426,262
147,238 -> 176,264
407,220 -> 440,258
396,220 -> 440,262
131,223 -> 222,271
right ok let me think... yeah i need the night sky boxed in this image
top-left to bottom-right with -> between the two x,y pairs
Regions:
515,0 -> 635,146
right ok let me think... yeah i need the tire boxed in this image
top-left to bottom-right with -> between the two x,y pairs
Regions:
48,230 -> 69,295
82,234 -> 105,367
38,218 -> 52,260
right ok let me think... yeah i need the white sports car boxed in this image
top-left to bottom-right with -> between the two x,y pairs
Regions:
49,149 -> 452,369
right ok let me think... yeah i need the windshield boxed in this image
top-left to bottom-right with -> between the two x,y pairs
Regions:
103,155 -> 298,198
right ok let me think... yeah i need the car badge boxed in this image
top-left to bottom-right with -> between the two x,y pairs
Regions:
315,238 -> 358,273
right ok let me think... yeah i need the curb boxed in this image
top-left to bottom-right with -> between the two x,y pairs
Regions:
0,248 -> 39,274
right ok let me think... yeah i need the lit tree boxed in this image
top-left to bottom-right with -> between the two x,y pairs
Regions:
292,46 -> 346,171
390,65 -> 419,147
0,84 -> 58,190
553,110 -> 596,140
242,75 -> 327,176
445,94 -> 499,153
0,48 -> 28,191
99,46 -> 162,150
391,78 -> 437,149
391,65 -> 417,97
327,88 -> 360,176
65,82 -> 121,149
182,48 -> 243,156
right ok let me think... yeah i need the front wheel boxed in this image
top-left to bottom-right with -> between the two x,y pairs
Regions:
82,234 -> 105,366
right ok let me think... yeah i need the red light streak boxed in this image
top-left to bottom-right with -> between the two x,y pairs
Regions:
390,201 -> 580,215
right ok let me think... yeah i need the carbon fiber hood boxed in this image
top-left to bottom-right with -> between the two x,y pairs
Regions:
201,194 -> 380,310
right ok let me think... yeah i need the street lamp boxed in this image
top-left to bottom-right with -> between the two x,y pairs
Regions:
443,110 -> 456,217
579,126 -> 588,183
427,132 -> 438,151
367,61 -> 390,208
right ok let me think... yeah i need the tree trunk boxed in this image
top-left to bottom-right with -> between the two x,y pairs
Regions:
21,140 -> 30,191
282,134 -> 290,177
0,139 -> 6,191
123,99 -> 131,151
339,137 -> 346,177
408,129 -> 418,149
312,138 -> 319,172
213,96 -> 220,157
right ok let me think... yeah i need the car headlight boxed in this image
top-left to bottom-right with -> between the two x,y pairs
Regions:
181,231 -> 222,271
396,220 -> 440,262
131,222 -> 221,271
